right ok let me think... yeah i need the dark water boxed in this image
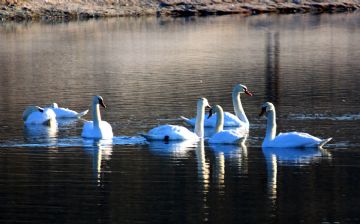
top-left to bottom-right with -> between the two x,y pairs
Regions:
0,13 -> 360,223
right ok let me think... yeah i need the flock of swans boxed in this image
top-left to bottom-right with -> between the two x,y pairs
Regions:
22,83 -> 332,148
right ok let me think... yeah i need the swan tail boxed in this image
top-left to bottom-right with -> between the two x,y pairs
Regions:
180,116 -> 193,126
138,132 -> 151,141
319,137 -> 332,148
77,109 -> 89,118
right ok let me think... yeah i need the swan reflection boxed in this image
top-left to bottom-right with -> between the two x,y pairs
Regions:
23,124 -> 58,146
83,139 -> 113,185
262,146 -> 332,206
148,140 -> 198,157
195,140 -> 210,193
209,142 -> 248,188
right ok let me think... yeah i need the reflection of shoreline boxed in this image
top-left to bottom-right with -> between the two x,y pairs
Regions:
263,147 -> 332,207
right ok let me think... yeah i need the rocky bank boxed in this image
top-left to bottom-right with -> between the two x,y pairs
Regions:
0,0 -> 359,21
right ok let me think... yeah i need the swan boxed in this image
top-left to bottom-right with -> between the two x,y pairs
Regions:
81,95 -> 113,140
207,105 -> 248,144
22,106 -> 57,126
260,102 -> 332,148
49,103 -> 88,118
181,84 -> 253,128
141,98 -> 211,141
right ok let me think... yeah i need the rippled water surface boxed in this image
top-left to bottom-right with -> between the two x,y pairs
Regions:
0,13 -> 360,223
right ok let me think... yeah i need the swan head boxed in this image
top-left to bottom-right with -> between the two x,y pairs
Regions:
259,102 -> 275,117
197,97 -> 211,110
22,106 -> 44,121
208,105 -> 223,119
93,95 -> 107,108
234,84 -> 253,96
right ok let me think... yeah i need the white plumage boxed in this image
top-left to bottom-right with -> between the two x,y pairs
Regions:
207,105 -> 247,144
81,96 -> 113,140
260,102 -> 332,148
23,106 -> 57,126
142,98 -> 210,141
49,103 -> 88,118
181,84 -> 252,128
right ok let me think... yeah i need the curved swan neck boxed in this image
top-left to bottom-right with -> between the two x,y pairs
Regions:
265,109 -> 277,142
214,106 -> 224,134
92,102 -> 101,128
194,102 -> 206,138
232,91 -> 249,125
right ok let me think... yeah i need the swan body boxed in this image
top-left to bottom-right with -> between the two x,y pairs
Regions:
142,125 -> 199,141
207,105 -> 247,144
81,96 -> 113,140
49,103 -> 88,118
142,98 -> 210,141
181,84 -> 252,128
260,102 -> 332,148
23,106 -> 57,126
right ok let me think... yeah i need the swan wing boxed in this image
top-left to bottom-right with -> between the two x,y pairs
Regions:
25,108 -> 56,125
180,116 -> 196,126
223,112 -> 248,127
52,107 -> 88,118
182,112 -> 246,128
99,121 -> 114,139
76,109 -> 89,118
208,129 -> 246,144
81,121 -> 95,138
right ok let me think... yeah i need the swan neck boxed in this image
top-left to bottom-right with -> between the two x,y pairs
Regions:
233,91 -> 249,124
92,103 -> 101,128
265,109 -> 277,142
194,103 -> 205,138
214,108 -> 224,134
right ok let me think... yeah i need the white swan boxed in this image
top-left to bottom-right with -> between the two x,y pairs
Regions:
207,105 -> 247,144
181,84 -> 252,128
260,102 -> 332,148
141,98 -> 211,141
49,103 -> 88,118
81,95 -> 113,140
22,106 -> 57,126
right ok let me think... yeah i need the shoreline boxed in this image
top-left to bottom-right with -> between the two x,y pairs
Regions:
0,0 -> 359,22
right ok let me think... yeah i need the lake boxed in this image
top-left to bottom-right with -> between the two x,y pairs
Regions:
0,13 -> 359,223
